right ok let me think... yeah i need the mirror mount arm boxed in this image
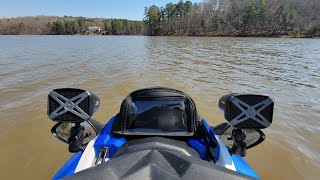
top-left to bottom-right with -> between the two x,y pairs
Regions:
68,123 -> 86,153
229,129 -> 247,157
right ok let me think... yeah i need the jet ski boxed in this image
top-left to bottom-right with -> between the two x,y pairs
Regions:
47,87 -> 274,180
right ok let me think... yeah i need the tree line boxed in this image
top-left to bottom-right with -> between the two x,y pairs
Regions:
0,16 -> 145,35
144,0 -> 320,37
1,0 -> 319,37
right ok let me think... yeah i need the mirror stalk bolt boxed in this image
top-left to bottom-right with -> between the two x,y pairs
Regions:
229,129 -> 247,157
68,123 -> 85,153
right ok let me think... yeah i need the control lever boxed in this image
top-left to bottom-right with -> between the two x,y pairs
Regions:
229,129 -> 247,157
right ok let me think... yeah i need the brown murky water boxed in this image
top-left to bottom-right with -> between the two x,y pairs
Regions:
0,36 -> 319,180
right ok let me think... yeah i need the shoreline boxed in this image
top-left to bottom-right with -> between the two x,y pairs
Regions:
0,34 -> 317,38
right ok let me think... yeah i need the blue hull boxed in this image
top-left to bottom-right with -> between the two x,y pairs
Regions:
53,117 -> 259,179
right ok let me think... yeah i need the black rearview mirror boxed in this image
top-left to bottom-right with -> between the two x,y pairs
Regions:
213,123 -> 265,149
51,121 -> 98,145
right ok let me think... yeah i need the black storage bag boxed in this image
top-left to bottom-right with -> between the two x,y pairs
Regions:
112,87 -> 201,136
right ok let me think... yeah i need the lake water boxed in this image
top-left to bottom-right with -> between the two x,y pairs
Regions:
0,36 -> 319,179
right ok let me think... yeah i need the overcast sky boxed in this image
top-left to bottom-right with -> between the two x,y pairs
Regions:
0,0 -> 202,20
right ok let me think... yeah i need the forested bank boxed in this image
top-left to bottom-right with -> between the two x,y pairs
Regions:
1,0 -> 319,37
144,0 -> 320,37
0,16 -> 145,35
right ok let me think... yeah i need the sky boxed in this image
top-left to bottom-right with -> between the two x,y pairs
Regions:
0,0 -> 202,20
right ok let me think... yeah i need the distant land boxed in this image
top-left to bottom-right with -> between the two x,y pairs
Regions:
0,0 -> 319,37
0,16 -> 145,35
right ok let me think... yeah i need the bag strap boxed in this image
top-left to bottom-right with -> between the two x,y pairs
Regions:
199,121 -> 218,162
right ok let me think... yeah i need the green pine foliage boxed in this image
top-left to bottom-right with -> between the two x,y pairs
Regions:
144,0 -> 320,37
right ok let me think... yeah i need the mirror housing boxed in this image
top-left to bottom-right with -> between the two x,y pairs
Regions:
213,122 -> 265,150
219,94 -> 274,129
51,120 -> 100,146
47,88 -> 100,123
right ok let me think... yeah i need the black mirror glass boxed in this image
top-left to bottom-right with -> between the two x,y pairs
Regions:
51,121 -> 98,145
216,124 -> 265,149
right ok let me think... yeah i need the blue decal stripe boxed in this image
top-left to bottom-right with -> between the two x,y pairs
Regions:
231,155 -> 260,179
52,151 -> 83,180
94,116 -> 126,157
188,139 -> 207,160
100,116 -> 116,135
202,119 -> 220,161
188,119 -> 221,161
